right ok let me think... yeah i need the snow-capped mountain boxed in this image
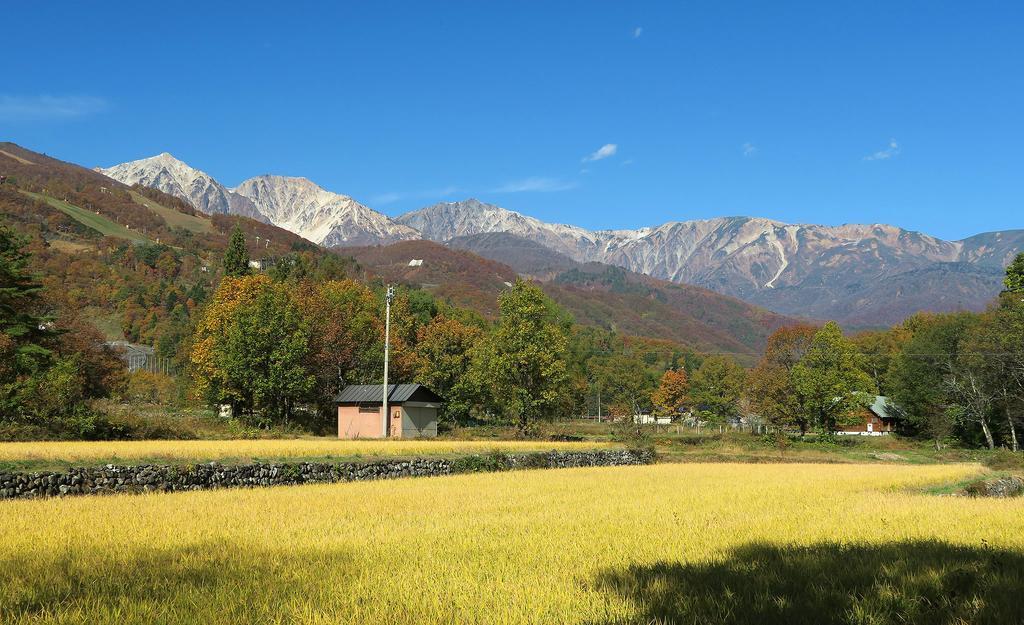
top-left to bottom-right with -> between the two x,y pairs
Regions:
100,152 -> 1023,326
97,153 -> 267,222
231,175 -> 418,247
99,155 -> 417,246
398,199 -> 1024,325
396,198 -> 647,260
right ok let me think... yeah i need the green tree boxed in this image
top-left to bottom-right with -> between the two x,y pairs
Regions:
689,355 -> 746,425
791,321 -> 875,436
268,253 -> 309,282
473,280 -> 571,434
889,313 -> 974,449
415,315 -> 485,425
191,276 -> 313,425
1004,252 -> 1024,293
959,310 -> 1020,451
589,351 -> 656,418
222,283 -> 313,424
222,226 -> 250,278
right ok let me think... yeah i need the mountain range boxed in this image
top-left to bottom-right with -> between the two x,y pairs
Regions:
98,154 -> 418,247
98,153 -> 1024,327
1,142 -> 787,361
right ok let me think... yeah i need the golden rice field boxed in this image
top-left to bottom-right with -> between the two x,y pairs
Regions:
0,439 -> 613,468
2,463 -> 1023,624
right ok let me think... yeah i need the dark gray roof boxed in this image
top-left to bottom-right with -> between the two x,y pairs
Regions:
334,384 -> 442,404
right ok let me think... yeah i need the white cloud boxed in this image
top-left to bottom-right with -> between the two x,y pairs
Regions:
742,143 -> 758,157
864,139 -> 900,161
633,26 -> 643,38
370,192 -> 404,205
0,95 -> 108,121
370,185 -> 460,205
493,177 -> 578,193
582,143 -> 618,162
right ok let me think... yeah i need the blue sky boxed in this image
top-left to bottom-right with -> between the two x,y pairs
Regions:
2,1 -> 1021,239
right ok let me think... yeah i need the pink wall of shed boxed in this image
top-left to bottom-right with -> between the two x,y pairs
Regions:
338,406 -> 384,439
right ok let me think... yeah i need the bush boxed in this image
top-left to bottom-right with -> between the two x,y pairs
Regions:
451,451 -> 511,473
124,371 -> 179,405
984,448 -> 1024,471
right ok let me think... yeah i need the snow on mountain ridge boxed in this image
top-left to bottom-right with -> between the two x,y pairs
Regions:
100,154 -> 417,246
98,153 -> 267,222
231,175 -> 418,247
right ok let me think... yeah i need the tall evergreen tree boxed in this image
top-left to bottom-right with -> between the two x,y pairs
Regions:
223,226 -> 251,277
0,223 -> 51,376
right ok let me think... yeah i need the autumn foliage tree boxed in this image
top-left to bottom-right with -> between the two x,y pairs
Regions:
415,315 -> 484,425
651,368 -> 689,419
190,275 -> 313,424
747,324 -> 817,435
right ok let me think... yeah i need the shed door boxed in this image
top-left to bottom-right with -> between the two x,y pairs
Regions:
390,408 -> 402,437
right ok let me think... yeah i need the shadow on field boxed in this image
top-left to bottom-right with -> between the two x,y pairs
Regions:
1,541 -> 355,622
592,540 -> 1024,625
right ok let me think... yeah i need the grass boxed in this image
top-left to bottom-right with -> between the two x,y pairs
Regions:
45,239 -> 94,254
21,191 -> 148,242
0,149 -> 34,165
1,462 -> 1022,624
128,190 -> 213,233
0,439 -> 616,471
530,419 -> 999,466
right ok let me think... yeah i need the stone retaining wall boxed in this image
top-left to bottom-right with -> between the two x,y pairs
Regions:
0,448 -> 654,500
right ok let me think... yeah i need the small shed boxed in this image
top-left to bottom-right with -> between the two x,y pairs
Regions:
837,396 -> 897,436
335,384 -> 443,439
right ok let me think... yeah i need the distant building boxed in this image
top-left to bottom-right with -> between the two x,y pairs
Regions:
633,414 -> 671,425
408,259 -> 423,267
837,396 -> 897,436
104,341 -> 156,373
335,384 -> 443,439
248,258 -> 274,271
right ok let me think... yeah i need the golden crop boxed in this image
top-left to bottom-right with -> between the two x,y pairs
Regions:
0,439 -> 613,466
2,463 -> 1022,624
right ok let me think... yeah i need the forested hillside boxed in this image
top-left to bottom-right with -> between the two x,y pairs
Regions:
0,143 -> 356,374
349,237 -> 798,360
0,143 -> 701,437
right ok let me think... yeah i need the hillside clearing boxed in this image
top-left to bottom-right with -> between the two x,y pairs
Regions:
45,239 -> 94,253
129,190 -> 213,233
2,463 -> 1022,624
21,191 -> 148,242
0,149 -> 34,165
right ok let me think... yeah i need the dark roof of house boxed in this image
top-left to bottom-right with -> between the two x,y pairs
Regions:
334,384 -> 443,405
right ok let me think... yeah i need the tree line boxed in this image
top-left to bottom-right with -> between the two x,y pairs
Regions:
4,213 -> 1023,447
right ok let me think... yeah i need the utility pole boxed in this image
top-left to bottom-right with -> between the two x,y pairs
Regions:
382,285 -> 395,438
